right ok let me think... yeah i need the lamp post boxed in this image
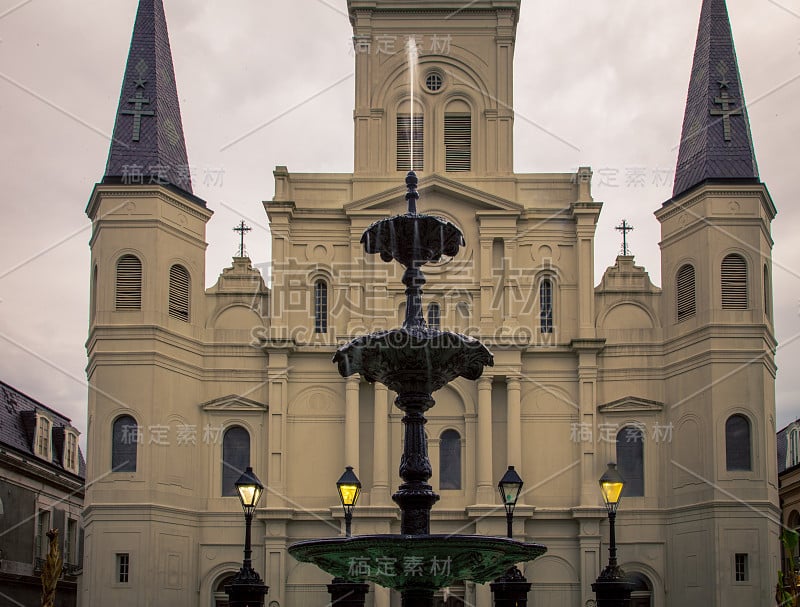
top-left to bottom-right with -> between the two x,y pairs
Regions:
491,466 -> 532,607
336,466 -> 362,537
498,465 -> 523,539
225,466 -> 269,607
591,463 -> 633,607
329,467 -> 369,607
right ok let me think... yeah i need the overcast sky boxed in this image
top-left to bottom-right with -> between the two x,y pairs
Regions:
0,0 -> 798,446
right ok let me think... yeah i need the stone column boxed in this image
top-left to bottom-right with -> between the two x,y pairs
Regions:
345,376 -> 360,469
476,376 -> 494,503
372,384 -> 391,505
506,376 -> 522,479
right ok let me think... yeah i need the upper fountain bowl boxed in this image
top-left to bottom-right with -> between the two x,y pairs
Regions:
360,173 -> 465,267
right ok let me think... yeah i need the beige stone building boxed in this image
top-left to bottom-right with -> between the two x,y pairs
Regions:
81,1 -> 780,606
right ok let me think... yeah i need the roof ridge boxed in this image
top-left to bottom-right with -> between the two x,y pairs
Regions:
0,379 -> 74,425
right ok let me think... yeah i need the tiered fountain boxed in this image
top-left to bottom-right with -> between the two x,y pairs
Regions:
288,172 -> 547,607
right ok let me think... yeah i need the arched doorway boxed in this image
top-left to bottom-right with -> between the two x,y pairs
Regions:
212,574 -> 237,607
627,571 -> 653,607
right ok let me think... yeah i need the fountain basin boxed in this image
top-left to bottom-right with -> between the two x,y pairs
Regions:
333,328 -> 493,395
361,213 -> 465,266
288,534 -> 547,590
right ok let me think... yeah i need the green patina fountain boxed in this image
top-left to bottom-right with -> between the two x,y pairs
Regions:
288,172 -> 547,607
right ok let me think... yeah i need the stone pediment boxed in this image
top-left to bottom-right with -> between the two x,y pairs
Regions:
200,395 -> 268,412
598,396 -> 663,414
345,174 -> 523,214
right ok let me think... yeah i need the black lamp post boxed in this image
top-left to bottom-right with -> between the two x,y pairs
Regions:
592,463 -> 633,607
498,465 -> 524,539
491,466 -> 532,607
225,466 -> 269,607
330,467 -> 369,607
336,466 -> 362,537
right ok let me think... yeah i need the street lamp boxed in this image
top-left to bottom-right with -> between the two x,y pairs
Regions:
498,466 -> 523,539
329,467 -> 369,607
336,466 -> 361,537
225,466 -> 269,607
491,466 -> 532,607
592,462 -> 633,607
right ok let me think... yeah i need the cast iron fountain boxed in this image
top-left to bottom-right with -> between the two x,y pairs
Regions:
288,172 -> 547,606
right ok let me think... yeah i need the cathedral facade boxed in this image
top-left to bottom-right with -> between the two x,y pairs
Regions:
81,1 -> 780,606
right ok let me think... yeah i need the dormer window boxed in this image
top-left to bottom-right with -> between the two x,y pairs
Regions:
36,415 -> 52,460
64,431 -> 79,473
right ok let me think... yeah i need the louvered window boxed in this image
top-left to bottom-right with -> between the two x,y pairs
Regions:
427,303 -> 441,331
676,264 -> 696,321
115,255 -> 142,310
168,265 -> 190,322
397,115 -> 424,171
540,279 -> 553,334
721,254 -> 748,310
445,114 -> 471,172
315,280 -> 328,334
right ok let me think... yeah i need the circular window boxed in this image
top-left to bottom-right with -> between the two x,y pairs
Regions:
425,72 -> 444,92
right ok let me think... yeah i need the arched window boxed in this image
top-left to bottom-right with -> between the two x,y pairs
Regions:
676,264 -> 696,321
764,265 -> 771,318
439,430 -> 461,490
397,114 -> 424,171
616,426 -> 644,497
427,303 -> 441,331
168,264 -> 191,322
726,414 -> 752,471
222,426 -> 250,496
789,428 -> 800,468
91,265 -> 98,320
115,255 -> 142,310
112,415 -> 139,472
314,280 -> 328,334
540,278 -> 553,333
721,254 -> 748,310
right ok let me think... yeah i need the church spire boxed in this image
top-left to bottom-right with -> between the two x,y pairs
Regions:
672,0 -> 759,199
104,0 -> 195,198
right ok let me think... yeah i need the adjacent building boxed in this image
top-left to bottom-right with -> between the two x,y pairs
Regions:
777,420 -> 800,572
81,0 -> 780,606
0,381 -> 84,607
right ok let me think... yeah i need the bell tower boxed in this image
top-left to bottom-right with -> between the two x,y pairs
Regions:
655,0 -> 779,603
348,0 -> 520,176
83,1 -> 211,604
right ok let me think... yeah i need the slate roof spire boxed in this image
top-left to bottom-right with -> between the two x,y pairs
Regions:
672,0 -> 759,199
104,0 -> 195,197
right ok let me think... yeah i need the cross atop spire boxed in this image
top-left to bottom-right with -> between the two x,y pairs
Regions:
103,0 -> 199,202
671,0 -> 759,200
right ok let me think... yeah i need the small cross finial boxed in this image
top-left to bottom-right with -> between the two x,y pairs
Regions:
233,220 -> 252,257
615,219 -> 634,256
